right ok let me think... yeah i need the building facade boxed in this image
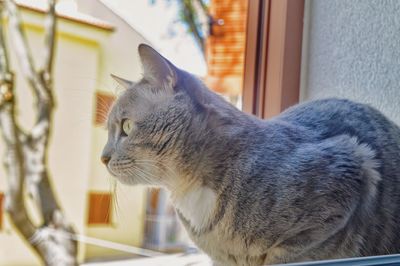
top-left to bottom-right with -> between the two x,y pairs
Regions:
0,1 -> 150,264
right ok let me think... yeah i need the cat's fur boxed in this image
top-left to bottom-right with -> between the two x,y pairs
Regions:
102,44 -> 400,265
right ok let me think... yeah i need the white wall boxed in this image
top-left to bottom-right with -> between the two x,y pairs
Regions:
301,0 -> 400,125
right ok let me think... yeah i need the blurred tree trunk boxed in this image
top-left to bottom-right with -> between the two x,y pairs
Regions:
0,0 -> 78,265
152,0 -> 209,57
178,0 -> 209,55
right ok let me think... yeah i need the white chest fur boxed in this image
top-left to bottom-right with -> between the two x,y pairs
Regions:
173,186 -> 218,233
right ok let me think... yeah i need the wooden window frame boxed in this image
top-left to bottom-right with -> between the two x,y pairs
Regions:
242,0 -> 305,118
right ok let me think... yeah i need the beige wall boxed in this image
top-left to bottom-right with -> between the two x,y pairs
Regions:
79,1 -> 151,260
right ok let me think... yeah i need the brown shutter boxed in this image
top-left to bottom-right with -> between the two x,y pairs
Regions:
94,91 -> 115,125
87,192 -> 112,225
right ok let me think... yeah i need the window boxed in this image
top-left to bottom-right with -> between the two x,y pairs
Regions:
87,192 -> 112,225
94,91 -> 115,126
242,0 -> 304,118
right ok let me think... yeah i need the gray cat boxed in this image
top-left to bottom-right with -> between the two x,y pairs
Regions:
101,44 -> 400,266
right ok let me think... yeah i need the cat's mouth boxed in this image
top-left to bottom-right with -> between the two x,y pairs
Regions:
107,168 -> 133,184
105,163 -> 124,179
106,167 -> 118,177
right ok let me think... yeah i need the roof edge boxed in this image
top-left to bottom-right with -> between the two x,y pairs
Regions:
17,2 -> 115,32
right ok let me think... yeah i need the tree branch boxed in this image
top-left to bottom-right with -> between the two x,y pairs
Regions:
180,0 -> 205,55
0,4 -> 9,78
6,0 -> 50,103
41,0 -> 56,76
0,1 -> 44,259
0,1 -> 78,264
6,0 -> 56,222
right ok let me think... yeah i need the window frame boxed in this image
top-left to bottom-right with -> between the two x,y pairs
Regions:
281,254 -> 400,266
242,0 -> 304,118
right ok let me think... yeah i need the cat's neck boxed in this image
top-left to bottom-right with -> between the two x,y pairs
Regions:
166,80 -> 261,231
170,182 -> 218,233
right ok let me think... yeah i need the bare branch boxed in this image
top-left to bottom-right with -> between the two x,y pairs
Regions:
6,0 -> 52,219
41,0 -> 57,77
0,1 -> 78,264
6,0 -> 51,104
0,3 -> 42,260
0,3 -> 10,79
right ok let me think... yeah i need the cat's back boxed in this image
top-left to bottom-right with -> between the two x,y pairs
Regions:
276,98 -> 400,256
278,98 -> 400,147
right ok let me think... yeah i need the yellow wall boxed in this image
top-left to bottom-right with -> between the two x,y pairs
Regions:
81,1 -> 151,261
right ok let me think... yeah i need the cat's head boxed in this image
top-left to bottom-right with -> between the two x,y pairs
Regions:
101,44 -> 216,188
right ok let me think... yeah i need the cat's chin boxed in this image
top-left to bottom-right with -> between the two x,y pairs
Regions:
107,168 -> 142,185
114,175 -> 152,186
113,175 -> 139,185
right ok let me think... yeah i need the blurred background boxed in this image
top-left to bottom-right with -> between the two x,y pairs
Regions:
0,0 -> 400,265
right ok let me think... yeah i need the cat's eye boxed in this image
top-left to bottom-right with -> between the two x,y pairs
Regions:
121,118 -> 133,136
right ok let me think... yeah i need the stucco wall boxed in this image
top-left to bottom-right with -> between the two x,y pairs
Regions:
301,0 -> 400,126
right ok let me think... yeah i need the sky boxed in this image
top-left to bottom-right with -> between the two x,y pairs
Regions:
97,0 -> 207,76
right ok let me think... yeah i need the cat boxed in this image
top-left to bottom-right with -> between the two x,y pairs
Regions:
101,44 -> 400,266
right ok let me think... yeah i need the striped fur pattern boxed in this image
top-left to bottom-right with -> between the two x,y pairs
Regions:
102,44 -> 400,265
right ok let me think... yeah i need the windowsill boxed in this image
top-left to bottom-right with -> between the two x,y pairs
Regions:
279,254 -> 400,266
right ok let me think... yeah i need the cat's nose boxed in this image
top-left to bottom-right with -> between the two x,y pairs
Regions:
101,155 -> 111,165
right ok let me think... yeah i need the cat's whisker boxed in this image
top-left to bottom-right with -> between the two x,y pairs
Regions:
108,177 -> 120,221
125,167 -> 146,183
128,167 -> 153,184
95,101 -> 113,116
133,162 -> 177,181
134,160 -> 176,173
95,99 -> 113,113
96,95 -> 115,106
132,166 -> 160,183
94,110 -> 111,123
94,111 -> 109,123
134,164 -> 168,185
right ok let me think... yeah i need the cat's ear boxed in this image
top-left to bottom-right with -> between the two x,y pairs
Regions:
111,74 -> 135,89
138,44 -> 177,90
